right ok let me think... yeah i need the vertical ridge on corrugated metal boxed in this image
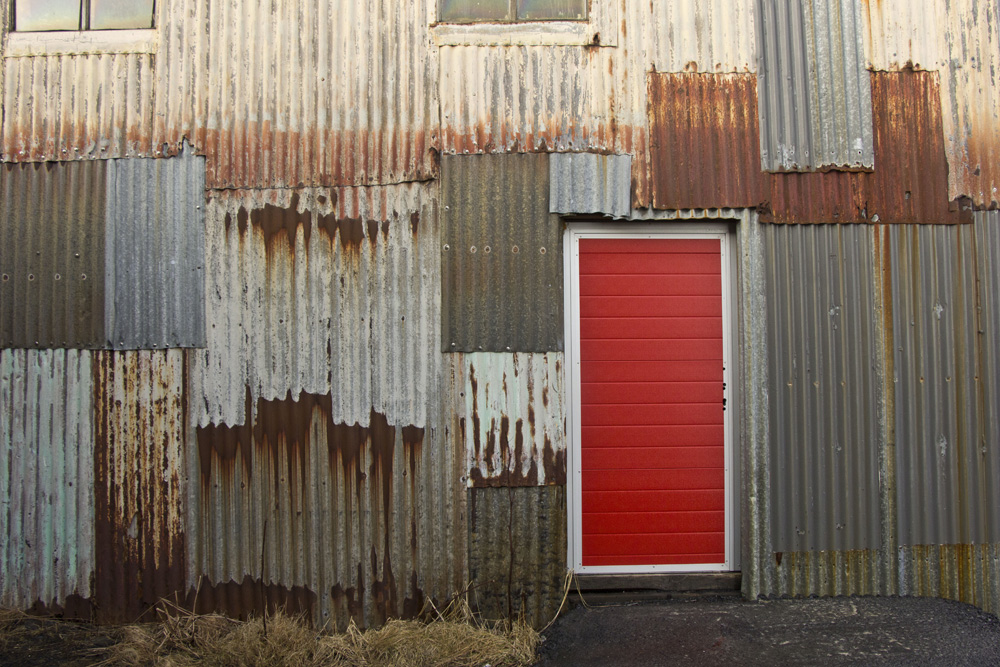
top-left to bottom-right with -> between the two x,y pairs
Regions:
890,225 -> 992,546
651,0 -> 757,72
764,224 -> 881,553
155,0 -> 439,189
0,349 -> 94,615
0,161 -> 107,348
94,350 -> 187,623
105,148 -> 207,350
756,0 -> 873,172
2,53 -> 155,161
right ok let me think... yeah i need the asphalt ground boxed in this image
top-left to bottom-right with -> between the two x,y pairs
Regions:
534,596 -> 1000,666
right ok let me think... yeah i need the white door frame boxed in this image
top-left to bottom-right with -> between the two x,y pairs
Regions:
564,222 -> 737,574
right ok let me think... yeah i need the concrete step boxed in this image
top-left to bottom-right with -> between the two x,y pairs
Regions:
570,573 -> 742,606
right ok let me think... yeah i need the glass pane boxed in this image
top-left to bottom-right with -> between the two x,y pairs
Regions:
517,0 -> 587,20
14,0 -> 82,31
90,0 -> 154,30
439,0 -> 511,22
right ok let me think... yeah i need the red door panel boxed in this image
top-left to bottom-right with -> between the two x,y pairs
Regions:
579,237 -> 725,567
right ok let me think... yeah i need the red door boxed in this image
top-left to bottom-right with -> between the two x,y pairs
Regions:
579,237 -> 725,568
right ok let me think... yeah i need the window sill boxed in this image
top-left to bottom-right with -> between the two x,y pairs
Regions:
431,20 -> 610,46
4,29 -> 157,57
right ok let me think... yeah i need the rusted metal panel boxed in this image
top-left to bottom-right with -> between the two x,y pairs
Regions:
889,224 -> 997,546
898,544 -> 1000,616
154,0 -> 439,189
763,72 -> 970,223
764,224 -> 881,552
2,52 -> 155,161
0,161 -> 107,348
441,154 -> 564,353
467,485 -> 566,628
452,353 -> 566,488
0,349 -> 95,617
772,549 -> 882,597
190,389 -> 466,630
93,350 -> 187,623
756,0 -> 874,172
549,153 -> 631,218
650,0 -> 756,73
188,183 -> 439,431
105,148 -> 207,350
649,73 -> 764,210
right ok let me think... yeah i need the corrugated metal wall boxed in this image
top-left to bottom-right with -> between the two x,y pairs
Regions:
549,153 -> 631,218
0,349 -> 94,616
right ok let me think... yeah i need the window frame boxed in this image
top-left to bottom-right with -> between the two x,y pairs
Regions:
10,0 -> 155,33
438,0 -> 588,25
429,0 -> 617,47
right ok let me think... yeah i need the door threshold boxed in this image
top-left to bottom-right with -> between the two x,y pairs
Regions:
573,572 -> 741,593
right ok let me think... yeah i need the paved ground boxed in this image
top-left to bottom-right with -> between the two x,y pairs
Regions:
534,596 -> 1000,666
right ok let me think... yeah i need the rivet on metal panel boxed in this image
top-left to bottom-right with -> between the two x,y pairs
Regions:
55,274 -> 61,281
81,274 -> 87,281
1,274 -> 8,282
443,244 -> 450,251
470,246 -> 477,254
484,246 -> 492,254
512,246 -> 520,254
27,274 -> 34,281
540,247 -> 546,254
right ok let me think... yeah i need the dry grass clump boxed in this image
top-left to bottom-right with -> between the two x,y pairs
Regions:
100,599 -> 538,667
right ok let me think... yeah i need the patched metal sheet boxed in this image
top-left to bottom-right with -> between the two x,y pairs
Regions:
764,224 -> 881,552
549,153 -> 631,218
105,147 -> 207,350
93,350 -> 187,623
756,0 -> 874,172
0,161 -> 107,348
450,353 -> 566,487
890,224 -> 996,546
0,349 -> 95,617
974,212 -> 1000,525
468,485 -> 567,628
441,154 -> 564,353
650,0 -> 756,72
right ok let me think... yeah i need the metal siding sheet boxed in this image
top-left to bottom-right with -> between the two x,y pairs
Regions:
455,353 -> 566,487
756,0 -> 873,172
764,71 -> 969,223
189,183 -> 439,431
650,0 -> 757,73
105,149 -> 207,350
764,224 -> 881,552
975,212 -> 1000,531
2,52 -> 155,161
441,154 -> 564,353
93,350 -> 187,623
467,485 -> 566,628
0,161 -> 107,348
649,73 -> 764,210
890,225 -> 992,546
0,349 -> 94,616
549,152 -> 631,218
154,0 -> 438,189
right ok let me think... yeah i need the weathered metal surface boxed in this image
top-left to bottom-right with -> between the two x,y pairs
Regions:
764,71 -> 970,223
974,212 -> 1000,524
649,73 -> 764,210
898,544 -> 1000,616
190,390 -> 466,630
105,148 -> 207,350
549,153 -> 631,218
650,0 -> 756,72
889,224 -> 996,546
772,549 -> 882,597
0,160 -> 107,348
756,0 -> 873,172
441,154 -> 563,353
188,183 -> 439,431
2,52 -> 155,161
0,349 -> 95,617
451,353 -> 565,487
153,0 -> 438,189
764,224 -> 881,552
467,486 -> 567,628
93,350 -> 187,623
864,0 -> 1000,208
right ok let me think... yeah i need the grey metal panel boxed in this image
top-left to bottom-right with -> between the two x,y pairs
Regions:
468,485 -> 567,628
441,154 -> 564,353
974,212 -> 1000,542
0,349 -> 95,616
764,224 -> 881,552
0,161 -> 107,349
104,147 -> 207,349
756,0 -> 874,172
549,153 -> 631,218
891,225 -> 991,546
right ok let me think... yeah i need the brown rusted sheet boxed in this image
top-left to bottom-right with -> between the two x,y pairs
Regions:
649,72 -> 764,210
186,576 -> 318,623
93,351 -> 187,623
764,71 -> 971,224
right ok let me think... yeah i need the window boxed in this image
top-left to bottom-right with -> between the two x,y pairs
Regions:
440,0 -> 587,23
13,0 -> 154,32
